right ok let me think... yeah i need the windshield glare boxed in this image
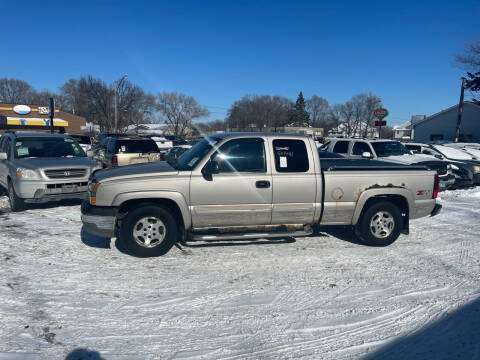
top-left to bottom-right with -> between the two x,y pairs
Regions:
14,137 -> 86,158
175,137 -> 220,170
371,141 -> 409,157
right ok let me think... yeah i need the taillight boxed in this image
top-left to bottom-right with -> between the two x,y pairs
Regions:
111,155 -> 118,166
433,174 -> 439,199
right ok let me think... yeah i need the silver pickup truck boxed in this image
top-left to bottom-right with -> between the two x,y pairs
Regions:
81,133 -> 441,257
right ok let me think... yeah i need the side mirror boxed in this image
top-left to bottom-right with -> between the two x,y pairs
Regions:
0,152 -> 7,160
434,154 -> 443,160
362,152 -> 373,159
203,160 -> 220,175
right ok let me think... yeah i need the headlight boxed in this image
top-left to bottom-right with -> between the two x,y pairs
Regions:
16,168 -> 40,179
447,164 -> 452,170
451,164 -> 459,170
472,166 -> 480,173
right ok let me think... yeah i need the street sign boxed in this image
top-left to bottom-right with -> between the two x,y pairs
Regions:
375,120 -> 387,126
373,108 -> 388,119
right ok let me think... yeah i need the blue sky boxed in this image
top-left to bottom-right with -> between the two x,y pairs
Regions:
1,0 -> 478,126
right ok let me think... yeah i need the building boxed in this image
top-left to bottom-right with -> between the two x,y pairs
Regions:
328,121 -> 378,138
0,103 -> 86,134
395,101 -> 480,143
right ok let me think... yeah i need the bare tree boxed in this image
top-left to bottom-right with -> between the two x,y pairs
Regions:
0,78 -> 35,103
156,92 -> 210,137
226,95 -> 292,131
306,95 -> 330,128
455,40 -> 480,70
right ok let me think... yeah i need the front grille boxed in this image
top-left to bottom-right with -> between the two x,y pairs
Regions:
44,168 -> 87,179
46,182 -> 88,189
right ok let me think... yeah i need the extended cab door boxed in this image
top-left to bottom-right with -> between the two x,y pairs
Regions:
190,137 -> 273,227
269,138 -> 319,224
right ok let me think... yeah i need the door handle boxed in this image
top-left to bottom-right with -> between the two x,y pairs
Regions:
256,180 -> 270,188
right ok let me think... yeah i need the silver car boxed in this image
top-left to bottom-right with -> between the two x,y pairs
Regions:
0,132 -> 101,211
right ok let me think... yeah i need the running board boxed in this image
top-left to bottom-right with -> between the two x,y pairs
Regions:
191,229 -> 313,242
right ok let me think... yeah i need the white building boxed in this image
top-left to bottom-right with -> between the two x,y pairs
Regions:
396,102 -> 480,143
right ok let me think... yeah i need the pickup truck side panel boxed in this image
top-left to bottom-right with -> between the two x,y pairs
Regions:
321,170 -> 436,225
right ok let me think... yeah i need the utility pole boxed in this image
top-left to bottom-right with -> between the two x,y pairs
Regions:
454,77 -> 466,143
114,74 -> 128,133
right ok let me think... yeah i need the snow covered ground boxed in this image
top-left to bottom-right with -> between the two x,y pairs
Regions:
0,189 -> 479,359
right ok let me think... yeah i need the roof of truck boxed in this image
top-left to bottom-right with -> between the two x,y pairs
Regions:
209,132 -> 310,139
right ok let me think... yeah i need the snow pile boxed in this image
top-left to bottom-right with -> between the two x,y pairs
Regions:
0,188 -> 479,359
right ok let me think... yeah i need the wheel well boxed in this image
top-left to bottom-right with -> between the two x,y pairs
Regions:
118,198 -> 185,231
361,195 -> 409,232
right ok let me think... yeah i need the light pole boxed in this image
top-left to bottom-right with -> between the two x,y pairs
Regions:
114,74 -> 128,133
454,77 -> 466,143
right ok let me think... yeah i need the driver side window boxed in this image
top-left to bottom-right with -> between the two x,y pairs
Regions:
213,138 -> 266,173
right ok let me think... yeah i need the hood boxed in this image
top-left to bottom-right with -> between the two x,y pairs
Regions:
94,161 -> 179,182
380,153 -> 442,165
15,157 -> 98,170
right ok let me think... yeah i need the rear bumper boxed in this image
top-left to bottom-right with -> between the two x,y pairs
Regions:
81,201 -> 118,238
430,203 -> 442,217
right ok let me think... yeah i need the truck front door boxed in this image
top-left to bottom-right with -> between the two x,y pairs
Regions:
190,137 -> 273,227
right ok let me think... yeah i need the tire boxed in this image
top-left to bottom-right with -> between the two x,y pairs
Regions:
120,205 -> 178,257
8,181 -> 26,212
356,201 -> 402,247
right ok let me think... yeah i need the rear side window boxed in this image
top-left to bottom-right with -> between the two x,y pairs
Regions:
352,142 -> 371,155
332,141 -> 349,154
214,138 -> 266,173
115,140 -> 160,153
273,139 -> 309,173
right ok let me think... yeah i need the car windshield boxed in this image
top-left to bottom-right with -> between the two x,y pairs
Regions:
115,140 -> 159,153
14,137 -> 86,158
174,137 -> 220,170
70,135 -> 91,144
371,141 -> 409,157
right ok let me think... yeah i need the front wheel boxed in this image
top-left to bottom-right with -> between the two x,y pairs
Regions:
120,205 -> 178,257
8,181 -> 26,212
356,201 -> 402,246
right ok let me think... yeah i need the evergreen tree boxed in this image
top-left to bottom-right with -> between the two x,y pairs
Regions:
292,91 -> 310,126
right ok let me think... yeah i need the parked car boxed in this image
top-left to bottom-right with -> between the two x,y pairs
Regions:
98,137 -> 160,168
164,135 -> 188,146
405,143 -> 480,187
444,142 -> 480,160
68,134 -> 93,157
163,145 -> 192,164
96,133 -> 128,143
321,138 -> 454,190
82,132 -> 441,257
0,132 -> 100,211
150,136 -> 173,153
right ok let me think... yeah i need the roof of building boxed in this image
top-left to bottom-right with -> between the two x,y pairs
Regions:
413,101 -> 480,128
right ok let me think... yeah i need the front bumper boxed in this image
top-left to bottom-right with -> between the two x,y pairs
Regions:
81,201 -> 118,238
430,203 -> 442,217
14,178 -> 89,203
473,173 -> 480,185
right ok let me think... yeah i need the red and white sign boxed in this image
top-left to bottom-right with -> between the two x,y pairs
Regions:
373,108 -> 388,119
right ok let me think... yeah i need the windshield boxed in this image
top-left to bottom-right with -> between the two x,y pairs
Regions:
175,137 -> 220,170
115,140 -> 159,153
70,135 -> 91,144
371,141 -> 409,157
14,137 -> 86,158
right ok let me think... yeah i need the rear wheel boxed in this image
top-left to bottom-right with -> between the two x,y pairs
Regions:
120,205 -> 178,257
356,201 -> 402,246
8,181 -> 26,212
